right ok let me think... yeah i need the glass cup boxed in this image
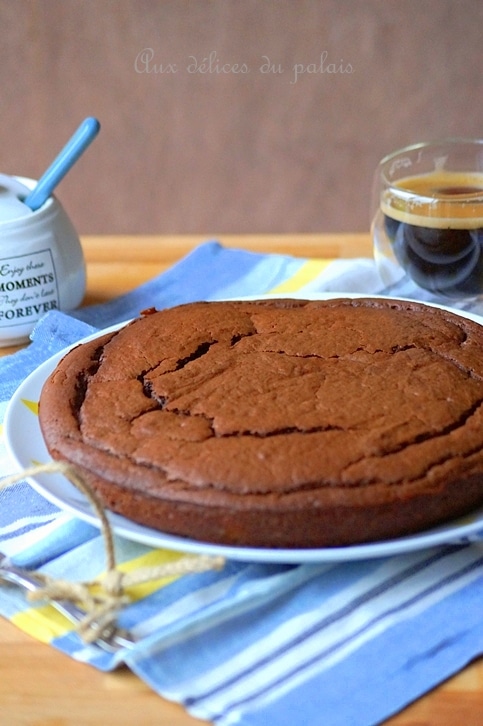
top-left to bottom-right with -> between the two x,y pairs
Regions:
0,175 -> 86,346
371,138 -> 483,300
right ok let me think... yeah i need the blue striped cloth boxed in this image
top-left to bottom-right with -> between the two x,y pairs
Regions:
1,240 -> 483,726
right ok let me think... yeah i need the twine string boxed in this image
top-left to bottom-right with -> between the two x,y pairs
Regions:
0,463 -> 225,642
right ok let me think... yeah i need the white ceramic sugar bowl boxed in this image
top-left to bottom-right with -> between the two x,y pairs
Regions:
0,175 -> 86,346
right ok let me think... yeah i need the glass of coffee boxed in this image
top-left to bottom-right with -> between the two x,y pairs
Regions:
371,138 -> 483,299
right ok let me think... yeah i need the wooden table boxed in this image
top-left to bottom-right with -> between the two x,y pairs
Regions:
1,234 -> 481,725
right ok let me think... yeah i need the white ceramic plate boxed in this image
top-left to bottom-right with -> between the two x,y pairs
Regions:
5,293 -> 483,563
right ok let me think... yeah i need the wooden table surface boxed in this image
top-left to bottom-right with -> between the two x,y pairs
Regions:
1,234 -> 482,725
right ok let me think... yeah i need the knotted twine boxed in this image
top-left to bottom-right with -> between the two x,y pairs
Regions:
0,462 -> 225,643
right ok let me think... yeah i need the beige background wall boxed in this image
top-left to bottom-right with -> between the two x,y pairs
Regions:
1,0 -> 482,236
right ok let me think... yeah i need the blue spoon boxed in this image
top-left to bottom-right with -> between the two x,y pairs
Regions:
24,117 -> 100,211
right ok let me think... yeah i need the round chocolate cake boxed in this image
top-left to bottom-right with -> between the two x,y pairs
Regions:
38,298 -> 483,548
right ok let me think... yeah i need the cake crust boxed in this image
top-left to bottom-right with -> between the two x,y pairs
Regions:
38,298 -> 483,548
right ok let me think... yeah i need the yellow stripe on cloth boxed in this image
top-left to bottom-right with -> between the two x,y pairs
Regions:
12,604 -> 74,643
268,259 -> 332,294
111,547 -> 186,601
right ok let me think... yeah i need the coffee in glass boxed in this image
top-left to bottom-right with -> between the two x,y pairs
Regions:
372,139 -> 483,299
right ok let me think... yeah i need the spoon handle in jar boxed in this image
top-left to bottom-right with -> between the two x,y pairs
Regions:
24,117 -> 100,211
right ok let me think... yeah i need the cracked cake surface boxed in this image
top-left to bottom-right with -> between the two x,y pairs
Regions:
38,297 -> 483,548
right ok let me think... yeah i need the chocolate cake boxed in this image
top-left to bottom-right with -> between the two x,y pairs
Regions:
38,298 -> 483,548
